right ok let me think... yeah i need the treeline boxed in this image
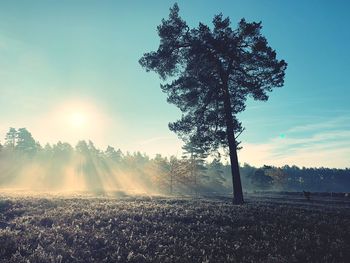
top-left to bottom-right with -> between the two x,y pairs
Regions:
0,127 -> 349,194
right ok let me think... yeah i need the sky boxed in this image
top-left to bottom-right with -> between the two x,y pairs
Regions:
0,0 -> 349,168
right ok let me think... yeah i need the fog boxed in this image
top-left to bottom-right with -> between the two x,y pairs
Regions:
1,128 -> 349,197
0,150 -> 157,197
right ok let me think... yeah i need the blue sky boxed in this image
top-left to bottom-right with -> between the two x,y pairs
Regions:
0,0 -> 349,168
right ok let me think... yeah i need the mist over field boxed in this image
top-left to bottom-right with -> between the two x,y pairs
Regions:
1,128 -> 350,197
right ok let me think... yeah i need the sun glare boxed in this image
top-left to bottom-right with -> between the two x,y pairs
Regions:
35,98 -> 113,147
70,112 -> 88,128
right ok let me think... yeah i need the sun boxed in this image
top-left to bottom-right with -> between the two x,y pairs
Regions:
69,112 -> 88,128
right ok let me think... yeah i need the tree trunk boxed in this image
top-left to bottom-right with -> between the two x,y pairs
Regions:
222,84 -> 244,204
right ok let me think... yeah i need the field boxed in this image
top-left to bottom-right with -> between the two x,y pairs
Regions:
0,192 -> 349,263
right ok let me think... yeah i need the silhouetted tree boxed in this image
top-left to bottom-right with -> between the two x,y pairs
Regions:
249,168 -> 273,190
182,142 -> 207,194
44,143 -> 53,154
75,140 -> 89,154
168,156 -> 188,194
75,140 -> 103,192
205,158 -> 227,193
150,154 -> 172,193
139,4 -> 287,203
265,166 -> 287,190
88,140 -> 100,156
105,146 -> 123,162
5,127 -> 17,149
3,127 -> 349,194
16,128 -> 37,155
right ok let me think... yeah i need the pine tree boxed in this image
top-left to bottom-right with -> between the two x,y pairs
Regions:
139,4 -> 287,203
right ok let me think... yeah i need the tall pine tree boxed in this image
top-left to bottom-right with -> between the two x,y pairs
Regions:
139,4 -> 287,203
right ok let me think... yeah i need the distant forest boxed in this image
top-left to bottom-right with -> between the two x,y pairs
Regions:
0,127 -> 349,194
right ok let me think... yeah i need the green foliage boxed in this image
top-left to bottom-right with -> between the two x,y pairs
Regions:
139,3 -> 287,203
5,127 -> 16,148
3,127 -> 38,156
16,128 -> 37,154
248,168 -> 273,189
139,4 -> 287,152
105,146 -> 123,162
203,159 -> 227,192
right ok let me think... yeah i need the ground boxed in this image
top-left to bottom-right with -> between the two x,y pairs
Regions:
0,192 -> 349,263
